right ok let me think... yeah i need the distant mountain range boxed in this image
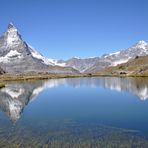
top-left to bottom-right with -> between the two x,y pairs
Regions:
59,40 -> 148,73
0,23 -> 148,74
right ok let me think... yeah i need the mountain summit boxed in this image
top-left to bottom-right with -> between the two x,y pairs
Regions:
0,23 -> 78,74
134,40 -> 148,49
6,22 -> 22,47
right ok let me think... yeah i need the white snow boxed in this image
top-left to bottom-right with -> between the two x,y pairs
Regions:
109,85 -> 121,92
31,79 -> 67,102
29,46 -> 53,65
135,40 -> 148,50
136,87 -> 148,101
32,87 -> 44,97
8,100 -> 22,122
6,50 -> 21,57
9,102 -> 18,111
9,101 -> 21,113
1,87 -> 24,98
73,56 -> 81,59
112,59 -> 129,66
32,79 -> 65,96
103,77 -> 148,101
0,50 -> 22,63
47,58 -> 66,67
109,51 -> 120,56
104,51 -> 121,58
7,25 -> 21,46
29,45 -> 67,67
88,57 -> 96,59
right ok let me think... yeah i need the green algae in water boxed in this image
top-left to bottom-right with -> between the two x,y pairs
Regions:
0,120 -> 148,148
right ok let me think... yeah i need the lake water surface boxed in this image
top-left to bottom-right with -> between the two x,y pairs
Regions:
1,77 -> 148,147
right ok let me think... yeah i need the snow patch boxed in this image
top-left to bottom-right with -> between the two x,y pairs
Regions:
104,51 -> 121,58
137,87 -> 148,101
7,25 -> 21,46
73,56 -> 81,59
7,50 -> 21,57
29,46 -> 53,65
29,45 -> 67,67
88,57 -> 96,59
8,100 -> 22,122
112,59 -> 129,66
135,40 -> 148,50
31,79 -> 67,102
1,87 -> 24,98
0,50 -> 23,63
109,51 -> 120,56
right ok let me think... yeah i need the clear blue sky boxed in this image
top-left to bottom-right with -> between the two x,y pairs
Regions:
0,0 -> 147,59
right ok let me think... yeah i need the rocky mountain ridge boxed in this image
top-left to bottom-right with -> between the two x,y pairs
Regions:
0,23 -> 148,74
57,40 -> 148,73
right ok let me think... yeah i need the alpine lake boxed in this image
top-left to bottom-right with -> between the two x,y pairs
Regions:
0,77 -> 148,148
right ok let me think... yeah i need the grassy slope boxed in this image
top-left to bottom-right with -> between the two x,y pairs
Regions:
0,73 -> 94,82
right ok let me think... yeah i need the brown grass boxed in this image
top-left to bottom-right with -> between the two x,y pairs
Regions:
0,73 -> 95,82
0,83 -> 5,88
95,56 -> 148,77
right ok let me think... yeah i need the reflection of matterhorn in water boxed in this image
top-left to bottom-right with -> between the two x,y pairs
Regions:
0,77 -> 148,123
0,81 -> 44,123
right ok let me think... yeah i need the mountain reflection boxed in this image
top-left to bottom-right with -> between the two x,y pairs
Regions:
0,81 -> 45,123
0,77 -> 148,122
35,77 -> 148,100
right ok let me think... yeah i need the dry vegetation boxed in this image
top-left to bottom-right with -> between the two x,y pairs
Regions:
95,56 -> 148,77
0,73 -> 93,82
0,83 -> 5,88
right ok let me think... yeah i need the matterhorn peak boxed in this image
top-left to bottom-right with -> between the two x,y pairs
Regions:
6,22 -> 22,46
8,22 -> 16,29
7,22 -> 18,33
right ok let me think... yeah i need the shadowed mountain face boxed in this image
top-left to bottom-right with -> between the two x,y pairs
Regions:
0,66 -> 5,74
0,77 -> 148,123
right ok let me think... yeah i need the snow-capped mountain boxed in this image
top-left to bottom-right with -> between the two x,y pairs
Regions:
102,40 -> 148,66
0,23 -> 78,74
0,23 -> 148,74
57,40 -> 148,73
